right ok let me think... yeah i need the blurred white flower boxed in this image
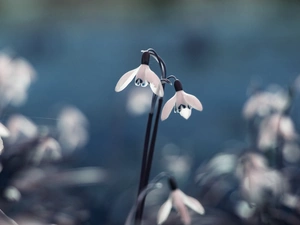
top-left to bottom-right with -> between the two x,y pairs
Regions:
4,186 -> 21,202
57,106 -> 89,151
0,53 -> 13,84
165,156 -> 191,180
158,178 -> 204,225
0,119 -> 9,155
6,114 -> 38,144
126,88 -> 152,116
196,153 -> 237,184
161,143 -> 192,181
236,153 -> 268,180
115,52 -> 164,97
282,142 -> 300,163
33,137 -> 62,164
281,193 -> 300,210
0,53 -> 36,107
257,114 -> 298,151
0,138 -> 3,154
0,122 -> 10,137
242,87 -> 289,119
237,153 -> 287,207
161,80 -> 202,120
235,200 -> 255,219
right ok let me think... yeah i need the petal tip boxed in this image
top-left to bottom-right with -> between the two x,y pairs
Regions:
157,199 -> 172,225
161,95 -> 176,121
198,104 -> 203,111
115,68 -> 138,92
114,86 -> 122,92
161,116 -> 167,121
161,108 -> 171,121
158,88 -> 164,97
183,195 -> 205,215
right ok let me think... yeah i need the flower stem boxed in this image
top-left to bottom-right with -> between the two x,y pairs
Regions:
126,183 -> 162,225
135,94 -> 158,224
135,96 -> 165,225
135,49 -> 166,225
137,113 -> 153,197
144,97 -> 164,189
137,94 -> 158,194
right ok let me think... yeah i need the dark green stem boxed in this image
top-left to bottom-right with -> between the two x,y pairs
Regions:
144,97 -> 164,189
127,183 -> 162,225
135,94 -> 165,225
135,49 -> 167,225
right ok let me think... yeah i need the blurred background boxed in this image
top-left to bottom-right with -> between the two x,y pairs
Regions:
0,0 -> 300,224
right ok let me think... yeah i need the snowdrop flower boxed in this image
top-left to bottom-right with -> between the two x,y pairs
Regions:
157,177 -> 204,225
237,153 -> 288,207
57,106 -> 89,151
115,51 -> 164,97
0,122 -> 10,138
257,113 -> 298,151
196,153 -> 237,184
161,80 -> 202,120
33,137 -> 62,164
0,54 -> 36,107
242,87 -> 289,119
0,120 -> 9,154
7,114 -> 38,144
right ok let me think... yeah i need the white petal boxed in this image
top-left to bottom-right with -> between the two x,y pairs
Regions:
173,190 -> 191,225
279,116 -> 297,140
7,115 -> 37,144
0,138 -> 3,154
0,123 -> 10,137
150,83 -> 164,97
182,194 -> 205,215
135,64 -> 147,80
57,106 -> 88,151
183,92 -> 203,111
34,138 -> 62,164
175,91 -> 186,105
115,67 -> 139,92
144,67 -> 164,97
179,108 -> 192,120
157,198 -> 172,225
161,95 -> 176,121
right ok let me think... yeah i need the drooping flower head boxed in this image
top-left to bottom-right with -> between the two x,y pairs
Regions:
115,51 -> 164,97
157,177 -> 204,225
0,53 -> 36,107
161,79 -> 203,120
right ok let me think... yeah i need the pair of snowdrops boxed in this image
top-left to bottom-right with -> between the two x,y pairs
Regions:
115,59 -> 203,120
